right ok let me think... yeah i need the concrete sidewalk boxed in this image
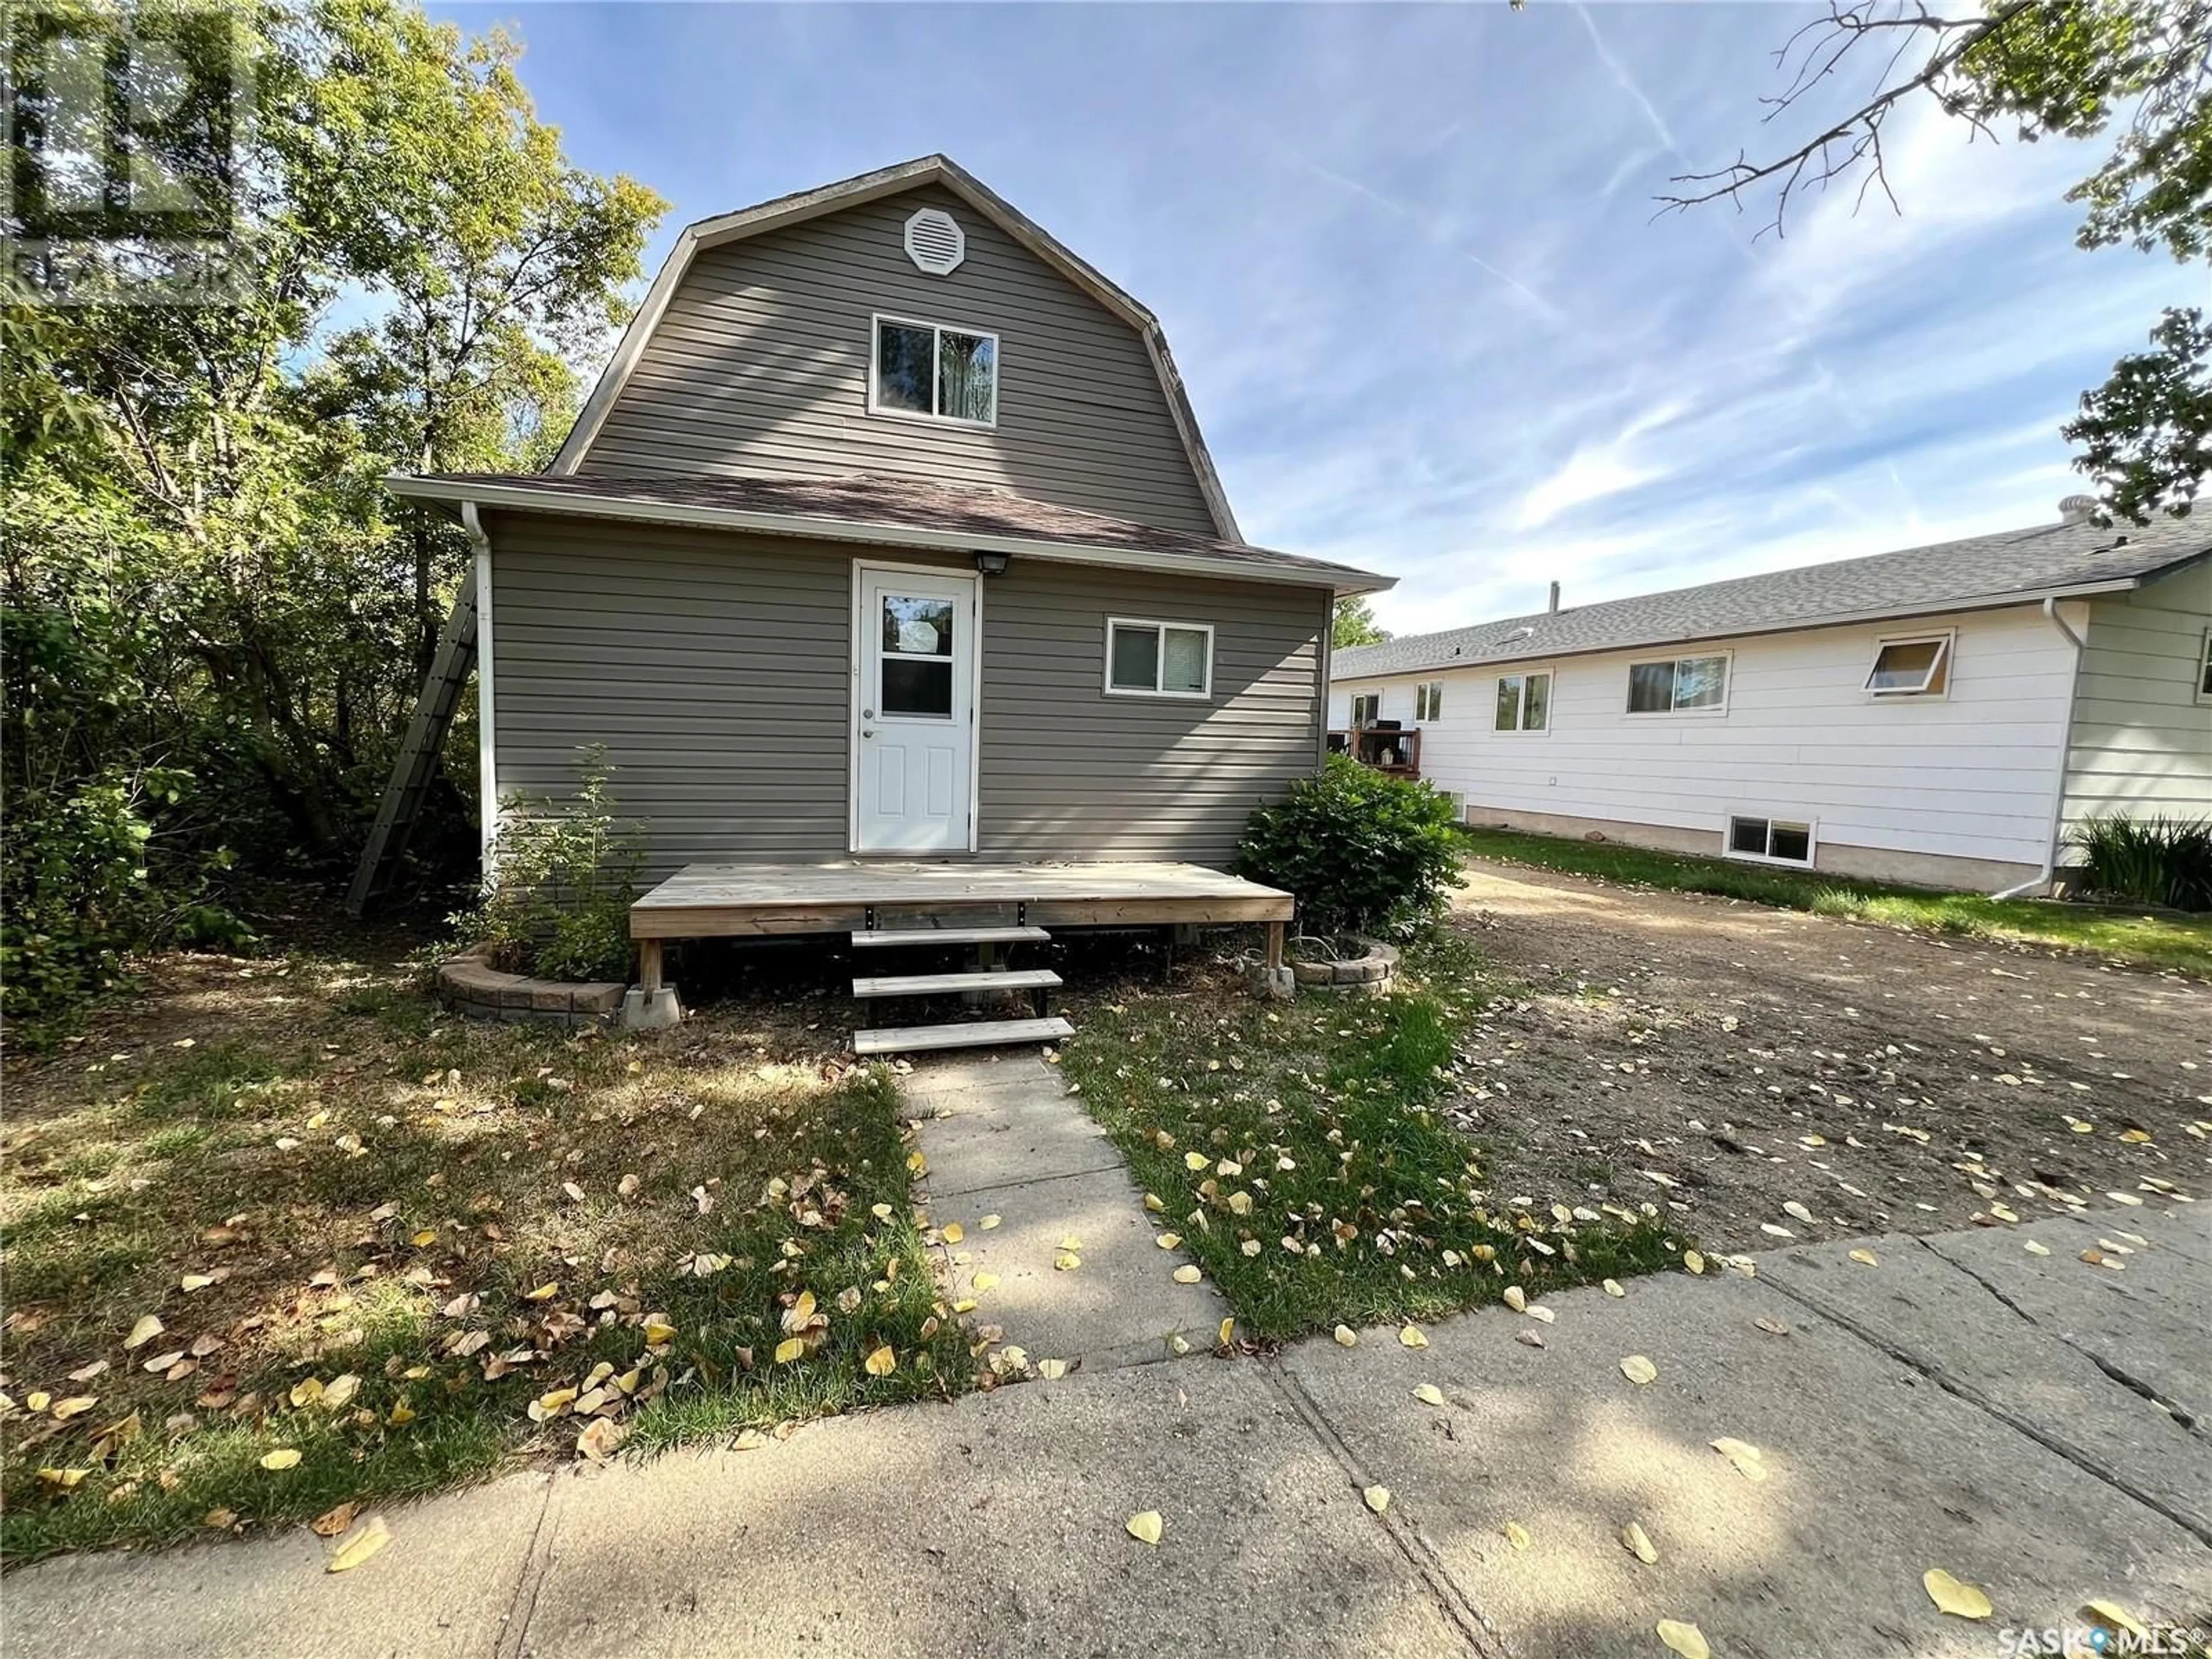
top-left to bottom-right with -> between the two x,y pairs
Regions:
10,1207 -> 2209,1659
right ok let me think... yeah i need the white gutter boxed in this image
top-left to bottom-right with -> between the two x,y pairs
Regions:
461,501 -> 498,880
1990,595 -> 2087,901
388,475 -> 1393,595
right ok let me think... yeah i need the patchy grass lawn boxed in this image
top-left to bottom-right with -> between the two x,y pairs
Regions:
1056,935 -> 1679,1340
1,950 -> 968,1566
1457,826 -> 2212,976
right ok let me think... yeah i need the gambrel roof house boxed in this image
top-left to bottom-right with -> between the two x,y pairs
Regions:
1331,510 -> 2212,895
362,156 -> 1392,1046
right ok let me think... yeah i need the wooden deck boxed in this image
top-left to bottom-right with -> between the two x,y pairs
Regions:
630,859 -> 1294,940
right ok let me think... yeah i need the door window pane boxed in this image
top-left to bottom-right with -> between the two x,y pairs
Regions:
938,330 -> 996,422
1628,662 -> 1674,712
882,596 -> 952,656
1673,656 -> 1728,708
1522,672 -> 1550,730
1162,627 -> 1209,693
1110,624 -> 1159,691
875,323 -> 933,413
881,658 -> 953,717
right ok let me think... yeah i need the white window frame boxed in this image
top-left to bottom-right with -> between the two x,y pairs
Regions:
1864,631 -> 1953,699
1350,691 -> 1381,726
1414,680 -> 1444,721
1625,652 -> 1732,716
1493,669 -> 1552,735
1104,616 -> 1214,700
2196,627 -> 2212,704
868,313 -> 1000,429
1724,813 -> 1817,867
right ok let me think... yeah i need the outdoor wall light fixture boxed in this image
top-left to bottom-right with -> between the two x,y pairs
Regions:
974,551 -> 1010,576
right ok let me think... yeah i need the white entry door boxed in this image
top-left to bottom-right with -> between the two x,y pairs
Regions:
854,566 -> 977,853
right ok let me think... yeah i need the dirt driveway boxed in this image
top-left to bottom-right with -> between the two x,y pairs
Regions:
1441,863 -> 2212,1253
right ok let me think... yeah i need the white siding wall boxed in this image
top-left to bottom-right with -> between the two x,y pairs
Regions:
2061,560 -> 2212,834
1331,603 -> 2088,871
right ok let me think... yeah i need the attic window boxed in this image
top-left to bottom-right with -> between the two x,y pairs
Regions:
1866,634 -> 1952,696
903,208 -> 965,275
871,316 -> 997,426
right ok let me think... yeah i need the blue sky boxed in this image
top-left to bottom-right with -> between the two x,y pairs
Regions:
431,1 -> 2202,632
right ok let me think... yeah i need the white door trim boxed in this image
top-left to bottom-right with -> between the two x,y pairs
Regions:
849,558 -> 984,855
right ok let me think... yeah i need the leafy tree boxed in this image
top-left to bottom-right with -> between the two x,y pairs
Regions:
1332,595 -> 1391,648
1662,0 -> 2210,521
1236,755 -> 1463,940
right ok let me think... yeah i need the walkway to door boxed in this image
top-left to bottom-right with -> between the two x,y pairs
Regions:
903,1053 -> 1232,1372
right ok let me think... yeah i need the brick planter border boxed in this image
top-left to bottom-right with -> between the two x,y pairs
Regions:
435,942 -> 626,1029
1287,939 -> 1400,996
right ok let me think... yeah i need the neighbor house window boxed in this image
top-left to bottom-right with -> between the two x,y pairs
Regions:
1415,681 -> 1445,721
1350,692 -> 1381,726
1866,634 -> 1952,696
1627,654 -> 1729,713
1494,671 -> 1550,732
1728,815 -> 1814,865
1105,618 -> 1212,698
870,315 -> 997,425
2198,628 -> 2212,703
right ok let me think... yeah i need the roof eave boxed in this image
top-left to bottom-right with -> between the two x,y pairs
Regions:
547,155 -> 1244,543
387,474 -> 1392,595
1328,579 -> 2146,681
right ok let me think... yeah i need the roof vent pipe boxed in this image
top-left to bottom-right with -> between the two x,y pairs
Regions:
2058,494 -> 2097,525
1547,581 -> 1560,613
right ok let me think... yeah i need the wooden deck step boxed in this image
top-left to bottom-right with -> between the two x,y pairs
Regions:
852,969 -> 1062,1000
853,1016 -> 1075,1056
850,925 -> 1051,948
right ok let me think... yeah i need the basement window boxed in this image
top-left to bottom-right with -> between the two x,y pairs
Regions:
1415,680 -> 1445,721
1627,654 -> 1729,713
870,315 -> 998,426
1728,815 -> 1814,866
1106,618 -> 1213,698
1866,634 -> 1952,696
1494,671 -> 1550,732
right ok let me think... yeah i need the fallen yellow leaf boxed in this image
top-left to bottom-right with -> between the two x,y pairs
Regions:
1683,1251 -> 1706,1275
1218,1317 -> 1235,1347
1711,1437 -> 1768,1482
37,1468 -> 89,1490
1184,1152 -> 1209,1171
1172,1265 -> 1201,1284
524,1283 -> 558,1302
1657,1619 -> 1710,1659
1601,1279 -> 1625,1298
1923,1568 -> 1994,1620
124,1315 -> 164,1351
1849,1249 -> 1880,1268
979,1214 -> 1002,1230
1502,1286 -> 1527,1312
261,1449 -> 302,1471
1620,1355 -> 1658,1385
864,1344 -> 896,1377
1156,1233 -> 1182,1251
2084,1601 -> 2147,1639
940,1222 -> 964,1245
774,1338 -> 805,1365
327,1514 -> 391,1573
1037,1358 -> 1067,1379
974,1273 -> 999,1292
1621,1521 -> 1658,1564
1333,1325 -> 1358,1347
1363,1484 -> 1391,1514
642,1317 -> 676,1346
1126,1510 -> 1164,1545
1399,1325 -> 1428,1350
1502,1520 -> 1530,1549
1414,1383 -> 1446,1407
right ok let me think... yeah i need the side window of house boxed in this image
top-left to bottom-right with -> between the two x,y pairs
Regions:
872,316 -> 998,425
1728,815 -> 1813,865
1865,634 -> 1952,696
1414,681 -> 1444,721
1494,671 -> 1550,732
2198,628 -> 2212,703
1105,618 -> 1212,698
1627,654 -> 1728,713
1351,692 -> 1380,726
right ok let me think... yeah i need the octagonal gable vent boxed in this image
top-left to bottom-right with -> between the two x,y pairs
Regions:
903,207 -> 965,276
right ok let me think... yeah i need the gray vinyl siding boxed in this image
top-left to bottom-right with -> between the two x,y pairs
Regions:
578,183 -> 1222,536
2060,558 -> 2212,834
487,512 -> 1325,880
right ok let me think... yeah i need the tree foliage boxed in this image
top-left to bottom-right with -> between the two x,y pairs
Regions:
1331,596 -> 1391,649
1235,755 -> 1464,940
2,0 -> 665,1024
1664,0 -> 2210,521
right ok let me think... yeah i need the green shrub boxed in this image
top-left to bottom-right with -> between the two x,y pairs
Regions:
1234,754 -> 1463,939
456,745 -> 643,982
2068,814 -> 2212,912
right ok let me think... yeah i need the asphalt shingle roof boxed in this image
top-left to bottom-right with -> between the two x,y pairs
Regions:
1333,516 -> 2211,680
395,471 -> 1390,590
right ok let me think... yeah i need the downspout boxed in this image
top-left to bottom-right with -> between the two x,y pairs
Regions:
1990,596 -> 2084,900
462,501 -> 497,881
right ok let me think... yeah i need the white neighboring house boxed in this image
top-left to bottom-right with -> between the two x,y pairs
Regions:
1328,507 -> 2212,895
